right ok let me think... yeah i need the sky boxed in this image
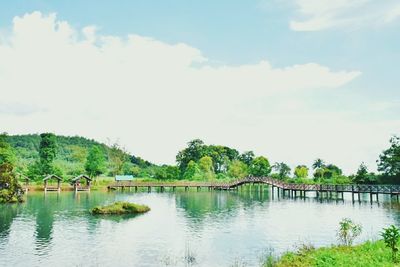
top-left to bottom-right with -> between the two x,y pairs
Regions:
0,0 -> 399,174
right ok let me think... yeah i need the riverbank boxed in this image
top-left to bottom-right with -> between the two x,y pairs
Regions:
267,240 -> 397,267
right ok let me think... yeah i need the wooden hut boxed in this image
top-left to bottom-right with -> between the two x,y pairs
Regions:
43,174 -> 62,192
71,175 -> 92,192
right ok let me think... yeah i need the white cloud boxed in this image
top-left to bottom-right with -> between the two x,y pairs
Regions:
290,0 -> 400,31
0,11 -> 396,174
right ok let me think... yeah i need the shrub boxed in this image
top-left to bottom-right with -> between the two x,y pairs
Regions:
337,218 -> 362,246
382,225 -> 400,262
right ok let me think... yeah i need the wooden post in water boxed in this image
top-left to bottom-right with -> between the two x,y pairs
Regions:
369,185 -> 373,203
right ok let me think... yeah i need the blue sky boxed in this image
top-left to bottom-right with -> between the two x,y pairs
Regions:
0,0 -> 399,173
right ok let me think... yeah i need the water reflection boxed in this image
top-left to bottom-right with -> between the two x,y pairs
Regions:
0,204 -> 20,239
2,189 -> 400,267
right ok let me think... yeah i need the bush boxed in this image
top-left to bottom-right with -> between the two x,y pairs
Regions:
381,225 -> 400,262
337,218 -> 362,246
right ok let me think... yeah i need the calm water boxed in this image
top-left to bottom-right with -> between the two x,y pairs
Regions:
1,187 -> 400,267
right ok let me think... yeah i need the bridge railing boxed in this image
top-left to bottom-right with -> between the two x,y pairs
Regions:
107,177 -> 400,193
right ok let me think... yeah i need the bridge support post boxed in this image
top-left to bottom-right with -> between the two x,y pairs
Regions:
135,186 -> 138,192
148,186 -> 151,193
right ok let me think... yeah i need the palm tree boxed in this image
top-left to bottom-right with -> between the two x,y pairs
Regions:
312,158 -> 326,181
312,158 -> 325,170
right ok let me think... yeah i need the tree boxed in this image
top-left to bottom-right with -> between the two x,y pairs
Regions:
85,146 -> 106,178
0,133 -> 23,203
205,145 -> 238,173
67,145 -> 87,162
313,158 -> 326,180
249,156 -> 271,177
382,225 -> 400,262
337,218 -> 362,246
352,162 -> 377,184
108,141 -> 129,176
353,162 -> 368,184
228,160 -> 248,179
273,162 -> 291,180
294,165 -> 309,179
176,139 -> 206,172
239,151 -> 255,166
198,156 -> 215,181
324,164 -> 343,179
378,136 -> 400,177
312,158 -> 325,170
183,160 -> 202,180
39,133 -> 57,175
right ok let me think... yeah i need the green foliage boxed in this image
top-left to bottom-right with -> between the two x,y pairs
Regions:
91,201 -> 150,215
249,156 -> 271,177
294,165 -> 309,179
273,162 -> 291,179
381,225 -> 400,262
312,159 -> 326,180
8,134 -> 154,181
352,162 -> 378,184
176,139 -> 240,174
274,240 -> 395,267
337,218 -> 362,246
176,139 -> 206,172
378,136 -> 400,178
324,164 -> 343,179
183,160 -> 203,180
239,151 -> 255,166
85,146 -> 106,178
107,141 -> 129,176
198,156 -> 215,181
0,133 -> 16,165
0,134 -> 23,203
39,133 -> 57,175
228,160 -> 248,179
154,165 -> 181,180
312,158 -> 325,170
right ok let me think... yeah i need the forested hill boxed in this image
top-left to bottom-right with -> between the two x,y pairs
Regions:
8,134 -> 153,179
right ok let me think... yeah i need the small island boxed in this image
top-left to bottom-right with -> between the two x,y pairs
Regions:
91,201 -> 150,215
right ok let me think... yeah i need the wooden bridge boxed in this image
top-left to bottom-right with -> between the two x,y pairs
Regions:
107,176 -> 400,202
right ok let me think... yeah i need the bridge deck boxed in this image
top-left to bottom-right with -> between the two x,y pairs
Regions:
107,177 -> 400,195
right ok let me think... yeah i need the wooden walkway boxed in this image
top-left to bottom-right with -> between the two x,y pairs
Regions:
107,176 -> 400,202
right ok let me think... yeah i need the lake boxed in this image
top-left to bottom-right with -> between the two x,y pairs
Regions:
1,186 -> 400,267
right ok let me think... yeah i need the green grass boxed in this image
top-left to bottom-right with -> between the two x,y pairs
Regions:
269,240 -> 399,267
91,201 -> 150,215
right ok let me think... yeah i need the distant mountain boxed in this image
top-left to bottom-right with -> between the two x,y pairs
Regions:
7,134 -> 153,177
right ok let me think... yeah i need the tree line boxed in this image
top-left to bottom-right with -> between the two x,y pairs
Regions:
2,133 -> 400,184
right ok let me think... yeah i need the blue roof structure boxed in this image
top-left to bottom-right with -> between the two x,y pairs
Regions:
115,175 -> 134,181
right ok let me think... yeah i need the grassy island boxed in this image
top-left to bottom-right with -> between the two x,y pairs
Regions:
91,201 -> 150,215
